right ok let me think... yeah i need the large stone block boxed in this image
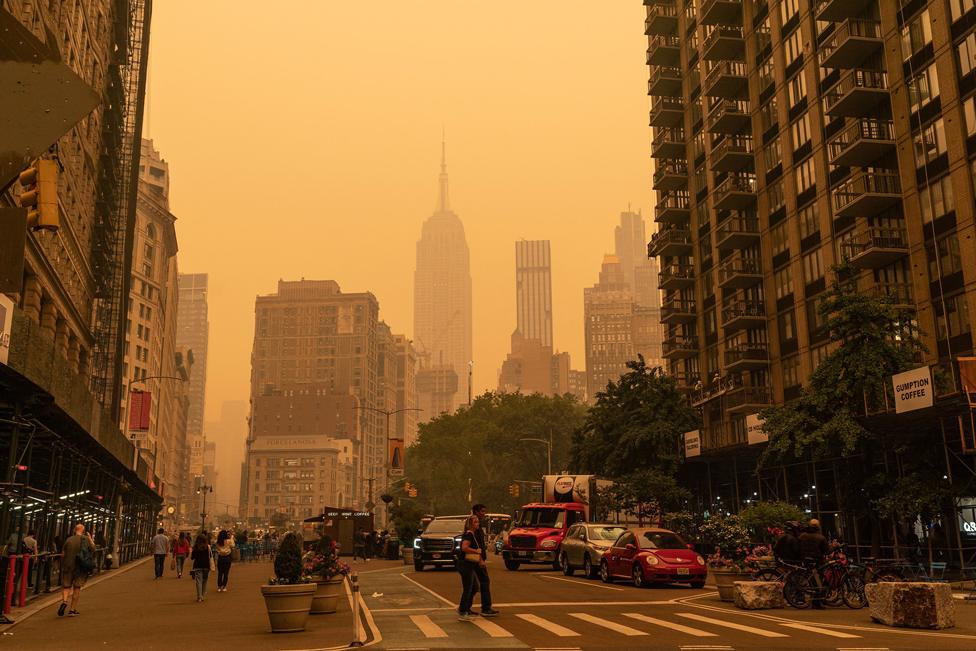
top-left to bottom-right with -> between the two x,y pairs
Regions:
864,582 -> 955,629
733,581 -> 785,610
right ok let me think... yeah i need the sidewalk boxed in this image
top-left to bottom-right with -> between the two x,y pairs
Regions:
0,557 -> 371,650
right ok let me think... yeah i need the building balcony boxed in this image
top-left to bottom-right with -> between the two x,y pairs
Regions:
649,227 -> 693,258
668,370 -> 700,393
663,335 -> 700,359
707,99 -> 751,134
701,0 -> 742,26
703,60 -> 748,99
715,213 -> 760,250
647,34 -> 681,66
652,127 -> 686,159
843,226 -> 909,269
818,19 -> 883,69
702,27 -> 745,61
645,2 -> 679,36
648,66 -> 683,97
713,173 -> 756,210
653,160 -> 688,191
831,170 -> 900,217
725,385 -> 772,413
827,118 -> 895,167
710,135 -> 753,172
659,262 -> 696,289
869,282 -> 915,310
824,69 -> 889,117
815,0 -> 873,23
717,256 -> 762,289
650,97 -> 684,127
655,190 -> 691,224
721,299 -> 765,331
724,343 -> 769,372
662,297 -> 697,324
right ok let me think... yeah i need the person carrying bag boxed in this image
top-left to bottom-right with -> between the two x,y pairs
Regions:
455,515 -> 499,621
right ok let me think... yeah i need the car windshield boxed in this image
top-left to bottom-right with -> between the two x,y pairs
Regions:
518,508 -> 564,528
587,526 -> 625,541
638,531 -> 687,550
424,519 -> 464,534
488,517 -> 511,536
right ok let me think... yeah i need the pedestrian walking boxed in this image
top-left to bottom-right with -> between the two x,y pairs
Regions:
172,533 -> 190,578
214,530 -> 234,592
190,534 -> 212,602
151,528 -> 169,579
798,518 -> 829,609
58,524 -> 95,617
352,528 -> 367,562
22,530 -> 38,588
456,515 -> 499,621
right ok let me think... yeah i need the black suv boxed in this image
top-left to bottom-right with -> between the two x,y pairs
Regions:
413,516 -> 465,571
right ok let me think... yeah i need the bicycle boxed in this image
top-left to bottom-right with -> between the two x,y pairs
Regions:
783,558 -> 864,609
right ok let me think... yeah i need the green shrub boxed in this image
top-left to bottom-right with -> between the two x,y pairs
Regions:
737,501 -> 805,541
273,532 -> 304,584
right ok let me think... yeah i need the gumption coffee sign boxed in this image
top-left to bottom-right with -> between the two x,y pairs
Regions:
892,366 -> 933,414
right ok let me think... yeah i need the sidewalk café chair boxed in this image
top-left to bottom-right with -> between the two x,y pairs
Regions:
929,561 -> 947,580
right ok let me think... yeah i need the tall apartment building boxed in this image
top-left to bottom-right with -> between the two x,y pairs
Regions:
615,210 -> 662,310
584,255 -> 640,398
393,335 -> 419,447
515,240 -> 554,348
414,141 -> 473,412
644,0 -> 975,521
177,272 -> 209,499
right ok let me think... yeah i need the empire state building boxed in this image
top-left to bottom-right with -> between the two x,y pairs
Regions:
413,141 -> 473,412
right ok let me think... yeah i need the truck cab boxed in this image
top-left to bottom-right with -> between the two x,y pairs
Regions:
501,502 -> 586,570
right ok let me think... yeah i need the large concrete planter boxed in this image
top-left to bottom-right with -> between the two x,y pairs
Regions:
711,569 -> 751,602
310,577 -> 344,614
864,582 -> 955,629
261,583 -> 315,632
401,547 -> 414,564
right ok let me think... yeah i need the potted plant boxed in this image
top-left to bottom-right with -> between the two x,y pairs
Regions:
303,535 -> 350,614
699,515 -> 752,601
261,532 -> 315,632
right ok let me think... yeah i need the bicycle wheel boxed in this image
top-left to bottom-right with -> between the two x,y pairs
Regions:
753,568 -> 782,582
783,572 -> 812,609
842,574 -> 867,609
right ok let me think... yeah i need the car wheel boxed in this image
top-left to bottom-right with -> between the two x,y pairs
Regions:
690,580 -> 705,589
632,564 -> 647,588
561,553 -> 574,576
503,559 -> 520,571
414,562 -> 424,572
583,555 -> 595,579
600,560 -> 613,583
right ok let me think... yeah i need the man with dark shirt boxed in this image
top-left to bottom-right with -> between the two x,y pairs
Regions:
773,522 -> 801,564
59,524 -> 94,617
798,519 -> 830,609
471,504 -> 498,616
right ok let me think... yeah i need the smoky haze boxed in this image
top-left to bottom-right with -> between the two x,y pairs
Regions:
145,1 -> 652,497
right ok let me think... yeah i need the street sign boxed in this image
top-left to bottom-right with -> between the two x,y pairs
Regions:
684,430 -> 701,458
388,468 -> 404,477
892,366 -> 933,414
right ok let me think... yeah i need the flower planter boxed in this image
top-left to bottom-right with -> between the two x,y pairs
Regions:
401,547 -> 414,564
310,576 -> 344,614
711,569 -> 752,602
261,583 -> 316,632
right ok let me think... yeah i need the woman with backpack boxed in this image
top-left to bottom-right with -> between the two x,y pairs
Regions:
189,534 -> 213,602
58,524 -> 95,617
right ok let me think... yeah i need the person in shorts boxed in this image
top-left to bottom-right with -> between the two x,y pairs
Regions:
59,524 -> 94,617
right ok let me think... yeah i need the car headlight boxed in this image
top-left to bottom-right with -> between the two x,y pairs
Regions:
413,538 -> 421,549
696,555 -> 705,565
540,539 -> 558,549
644,554 -> 659,566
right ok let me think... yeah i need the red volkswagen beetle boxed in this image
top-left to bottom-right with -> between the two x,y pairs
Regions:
599,527 -> 706,588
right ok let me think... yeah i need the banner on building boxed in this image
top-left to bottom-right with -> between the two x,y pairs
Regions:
746,413 -> 768,445
684,430 -> 701,458
892,366 -> 933,414
389,437 -> 404,473
128,390 -> 152,432
959,357 -> 976,407
0,293 -> 12,365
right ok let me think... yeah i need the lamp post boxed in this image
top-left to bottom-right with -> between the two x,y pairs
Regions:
197,482 -> 213,533
518,432 -> 552,475
353,406 -> 422,525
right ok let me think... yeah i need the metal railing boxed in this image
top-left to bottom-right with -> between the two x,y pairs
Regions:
817,18 -> 881,67
827,118 -> 893,160
824,69 -> 888,113
832,171 -> 900,213
718,256 -> 762,283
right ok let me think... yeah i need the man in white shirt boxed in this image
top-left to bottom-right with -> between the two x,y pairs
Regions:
151,528 -> 170,579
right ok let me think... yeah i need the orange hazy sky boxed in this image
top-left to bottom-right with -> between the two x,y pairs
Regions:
146,1 -> 653,425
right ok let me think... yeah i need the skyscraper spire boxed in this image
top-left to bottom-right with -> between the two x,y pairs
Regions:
438,132 -> 450,213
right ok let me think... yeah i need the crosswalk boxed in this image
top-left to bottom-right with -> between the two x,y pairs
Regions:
396,608 -> 868,644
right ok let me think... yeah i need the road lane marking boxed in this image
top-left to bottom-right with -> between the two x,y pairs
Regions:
493,600 -> 673,607
623,613 -> 717,637
399,572 -> 456,607
569,612 -> 647,636
472,617 -> 514,637
781,623 -> 861,638
409,614 -> 448,638
677,612 -> 788,638
539,575 -> 625,591
516,613 -> 581,637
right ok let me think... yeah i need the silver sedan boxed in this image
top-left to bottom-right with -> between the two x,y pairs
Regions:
558,523 -> 627,578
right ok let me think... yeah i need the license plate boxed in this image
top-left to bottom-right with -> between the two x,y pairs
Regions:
432,553 -> 441,559
676,568 -> 690,575
517,551 -> 531,558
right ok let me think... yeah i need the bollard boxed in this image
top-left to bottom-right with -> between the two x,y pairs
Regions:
349,571 -> 363,647
18,555 -> 29,607
3,556 -> 16,614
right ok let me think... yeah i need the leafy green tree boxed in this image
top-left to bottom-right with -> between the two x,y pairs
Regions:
603,468 -> 691,525
737,501 -> 805,542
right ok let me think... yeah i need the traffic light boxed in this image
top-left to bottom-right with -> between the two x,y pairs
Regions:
18,159 -> 59,231
508,483 -> 520,497
408,484 -> 418,498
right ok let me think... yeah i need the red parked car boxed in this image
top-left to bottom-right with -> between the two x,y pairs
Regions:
599,527 -> 706,588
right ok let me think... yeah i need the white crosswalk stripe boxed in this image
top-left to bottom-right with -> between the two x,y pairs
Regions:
472,616 -> 514,637
677,612 -> 788,638
624,613 -> 718,637
516,613 -> 581,637
781,622 -> 861,638
569,612 -> 647,636
409,614 -> 447,638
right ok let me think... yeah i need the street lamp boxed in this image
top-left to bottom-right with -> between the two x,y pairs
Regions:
518,432 -> 552,475
196,482 -> 213,533
353,406 -> 422,525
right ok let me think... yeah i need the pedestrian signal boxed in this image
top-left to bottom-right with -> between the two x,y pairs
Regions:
18,159 -> 59,231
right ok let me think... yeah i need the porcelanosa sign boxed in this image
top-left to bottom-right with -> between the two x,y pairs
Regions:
892,366 -> 934,414
0,294 -> 12,365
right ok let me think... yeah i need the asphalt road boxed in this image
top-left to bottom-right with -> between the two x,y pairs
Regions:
360,557 -> 976,651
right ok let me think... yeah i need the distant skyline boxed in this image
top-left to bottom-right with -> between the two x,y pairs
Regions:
145,2 -> 652,421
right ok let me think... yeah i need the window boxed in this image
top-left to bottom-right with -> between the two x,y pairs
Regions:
767,178 -> 785,213
964,96 -> 976,137
784,29 -> 803,66
758,56 -> 774,91
780,0 -> 799,25
927,233 -> 963,279
795,157 -> 816,194
950,0 -> 976,22
760,97 -> 778,133
763,138 -> 781,173
935,294 -> 972,338
798,203 -> 819,239
791,113 -> 811,149
959,30 -> 976,77
914,119 -> 947,164
811,344 -> 829,370
908,63 -> 940,112
770,220 -> 789,256
802,248 -> 823,284
774,266 -> 794,300
787,71 -> 806,107
779,310 -> 797,344
919,175 -> 955,223
782,355 -> 800,388
902,10 -> 932,60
